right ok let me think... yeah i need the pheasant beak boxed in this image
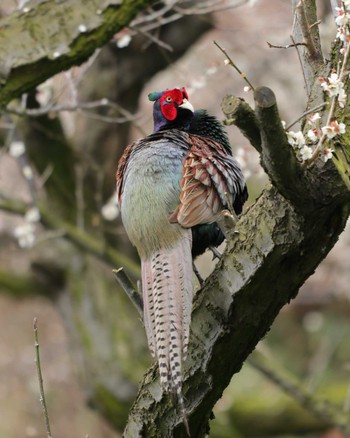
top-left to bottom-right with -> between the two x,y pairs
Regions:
179,98 -> 194,113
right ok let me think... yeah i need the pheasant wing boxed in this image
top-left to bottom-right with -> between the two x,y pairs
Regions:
116,142 -> 135,206
170,134 -> 245,228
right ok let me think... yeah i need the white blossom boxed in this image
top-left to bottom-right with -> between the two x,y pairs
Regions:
308,112 -> 321,124
101,191 -> 119,221
300,145 -> 313,161
344,0 -> 350,10
287,130 -> 306,148
307,129 -> 319,142
224,59 -> 230,66
321,121 -> 346,139
22,165 -> 33,179
336,26 -> 347,42
319,73 -> 347,106
335,7 -> 350,27
101,203 -> 119,221
338,87 -> 347,107
78,24 -> 87,33
14,223 -> 36,248
322,148 -> 335,162
9,141 -> 25,158
243,86 -> 251,92
25,207 -> 40,223
116,34 -> 131,48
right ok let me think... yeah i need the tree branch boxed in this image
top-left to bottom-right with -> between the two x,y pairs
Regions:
253,86 -> 312,209
0,195 -> 140,274
124,184 -> 350,437
249,350 -> 350,435
0,0 -> 156,107
221,95 -> 261,152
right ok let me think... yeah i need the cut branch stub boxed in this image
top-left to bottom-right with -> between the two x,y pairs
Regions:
222,89 -> 315,210
253,86 -> 314,210
221,95 -> 261,152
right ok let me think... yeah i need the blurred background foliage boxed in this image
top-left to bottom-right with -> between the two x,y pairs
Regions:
0,0 -> 349,437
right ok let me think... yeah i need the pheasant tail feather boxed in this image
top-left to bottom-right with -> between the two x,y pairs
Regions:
141,230 -> 193,398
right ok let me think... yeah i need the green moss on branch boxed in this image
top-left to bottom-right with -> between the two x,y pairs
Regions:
0,0 -> 156,107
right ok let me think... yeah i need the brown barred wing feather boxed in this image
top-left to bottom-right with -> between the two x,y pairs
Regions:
170,134 -> 246,228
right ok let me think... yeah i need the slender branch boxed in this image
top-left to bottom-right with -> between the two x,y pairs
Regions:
267,40 -> 307,49
213,40 -> 255,91
290,33 -> 309,92
249,350 -> 350,435
285,102 -> 326,130
0,195 -> 140,274
129,26 -> 174,52
33,317 -> 53,438
7,99 -> 129,120
6,99 -> 145,132
113,268 -> 143,317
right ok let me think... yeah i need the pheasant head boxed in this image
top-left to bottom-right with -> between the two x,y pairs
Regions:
148,87 -> 194,132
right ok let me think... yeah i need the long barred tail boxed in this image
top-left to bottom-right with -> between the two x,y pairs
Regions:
141,231 -> 193,424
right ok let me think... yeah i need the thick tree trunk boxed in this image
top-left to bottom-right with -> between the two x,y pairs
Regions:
123,84 -> 350,436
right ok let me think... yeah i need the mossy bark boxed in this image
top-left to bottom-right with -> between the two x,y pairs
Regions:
0,0 -> 157,107
123,19 -> 350,433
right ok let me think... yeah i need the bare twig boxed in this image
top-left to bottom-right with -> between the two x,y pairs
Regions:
33,317 -> 53,438
7,99 -> 128,120
267,40 -> 307,49
213,40 -> 255,91
285,102 -> 326,130
132,0 -> 248,30
129,26 -> 174,52
113,268 -> 143,317
290,34 -> 309,92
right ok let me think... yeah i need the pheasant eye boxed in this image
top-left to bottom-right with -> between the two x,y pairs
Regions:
165,96 -> 172,103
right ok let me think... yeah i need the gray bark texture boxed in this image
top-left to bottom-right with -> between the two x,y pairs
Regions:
124,87 -> 350,437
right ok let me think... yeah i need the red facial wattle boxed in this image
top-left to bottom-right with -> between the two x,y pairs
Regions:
160,88 -> 187,121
